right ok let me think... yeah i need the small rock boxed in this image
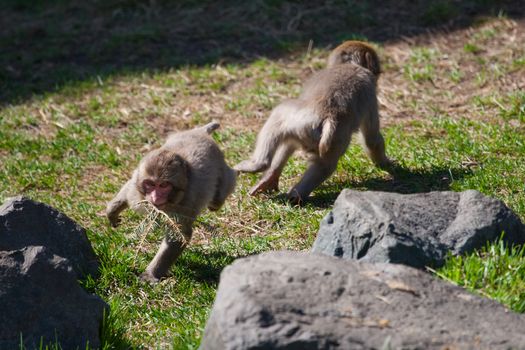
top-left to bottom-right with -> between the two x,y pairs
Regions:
200,251 -> 525,350
0,196 -> 99,278
312,190 -> 525,268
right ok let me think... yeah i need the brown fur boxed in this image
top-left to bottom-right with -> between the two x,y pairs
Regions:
235,41 -> 391,204
106,122 -> 236,282
327,40 -> 381,78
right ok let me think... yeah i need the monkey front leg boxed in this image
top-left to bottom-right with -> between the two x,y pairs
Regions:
362,131 -> 392,169
106,179 -> 134,227
141,238 -> 187,282
209,167 -> 237,211
249,171 -> 280,195
141,219 -> 193,282
360,108 -> 392,169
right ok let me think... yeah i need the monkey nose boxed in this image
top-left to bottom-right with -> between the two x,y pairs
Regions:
151,192 -> 166,206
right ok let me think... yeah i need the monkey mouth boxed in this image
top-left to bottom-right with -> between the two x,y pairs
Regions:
154,203 -> 167,210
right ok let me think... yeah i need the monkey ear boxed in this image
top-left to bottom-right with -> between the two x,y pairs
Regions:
167,153 -> 189,186
169,154 -> 188,172
364,52 -> 380,77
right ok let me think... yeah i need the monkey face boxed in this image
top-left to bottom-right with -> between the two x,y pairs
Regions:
142,179 -> 173,207
137,149 -> 189,209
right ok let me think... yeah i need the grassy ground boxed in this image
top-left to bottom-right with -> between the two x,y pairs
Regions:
1,1 -> 524,349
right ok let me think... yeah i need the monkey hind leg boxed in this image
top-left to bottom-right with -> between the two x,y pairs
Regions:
249,143 -> 295,195
234,133 -> 272,173
235,104 -> 294,173
209,167 -> 237,211
249,170 -> 280,195
234,159 -> 269,173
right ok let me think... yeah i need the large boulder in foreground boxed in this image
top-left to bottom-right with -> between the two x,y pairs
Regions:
0,196 -> 99,278
200,251 -> 525,350
0,246 -> 108,349
312,190 -> 525,268
0,196 -> 107,349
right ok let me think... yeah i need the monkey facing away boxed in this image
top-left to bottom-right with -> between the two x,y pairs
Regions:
235,40 -> 392,204
106,122 -> 236,282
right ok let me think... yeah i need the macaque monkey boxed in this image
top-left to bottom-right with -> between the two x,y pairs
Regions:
106,122 -> 236,282
235,41 -> 391,204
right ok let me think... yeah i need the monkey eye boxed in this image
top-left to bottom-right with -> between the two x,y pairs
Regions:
159,182 -> 171,189
142,180 -> 156,191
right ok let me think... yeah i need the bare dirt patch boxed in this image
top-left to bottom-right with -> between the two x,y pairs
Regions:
379,18 -> 525,127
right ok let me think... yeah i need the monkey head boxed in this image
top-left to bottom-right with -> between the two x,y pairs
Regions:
327,40 -> 381,78
137,149 -> 188,209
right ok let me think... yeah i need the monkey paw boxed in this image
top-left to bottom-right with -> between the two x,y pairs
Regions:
287,190 -> 306,206
139,272 -> 161,284
249,178 -> 279,195
378,157 -> 398,173
107,214 -> 121,228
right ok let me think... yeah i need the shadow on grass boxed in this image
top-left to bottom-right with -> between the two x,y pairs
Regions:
304,164 -> 473,208
179,233 -> 274,283
80,274 -> 135,349
1,0 -> 523,104
179,249 -> 237,284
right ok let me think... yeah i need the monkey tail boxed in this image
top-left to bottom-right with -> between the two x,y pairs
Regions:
203,122 -> 220,134
319,117 -> 336,157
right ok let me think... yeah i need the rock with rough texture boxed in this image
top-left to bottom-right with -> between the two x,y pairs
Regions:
312,189 -> 525,268
200,251 -> 525,350
0,196 -> 99,278
0,246 -> 108,349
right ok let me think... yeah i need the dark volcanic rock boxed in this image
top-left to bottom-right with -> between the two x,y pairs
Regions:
0,246 -> 108,349
0,196 -> 99,278
200,251 -> 525,350
0,196 -> 107,348
312,189 -> 525,268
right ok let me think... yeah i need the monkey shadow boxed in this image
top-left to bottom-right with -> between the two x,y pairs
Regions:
177,249 -> 237,284
293,164 -> 472,209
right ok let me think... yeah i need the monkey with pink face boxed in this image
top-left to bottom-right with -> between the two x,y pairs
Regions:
106,122 -> 236,282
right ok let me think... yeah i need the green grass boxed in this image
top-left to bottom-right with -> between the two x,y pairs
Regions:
1,5 -> 525,349
4,95 -> 525,348
438,237 -> 525,313
403,47 -> 439,83
464,42 -> 482,54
